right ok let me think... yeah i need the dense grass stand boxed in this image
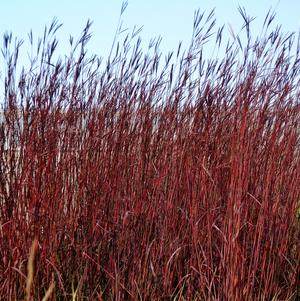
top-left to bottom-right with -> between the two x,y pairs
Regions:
0,7 -> 299,301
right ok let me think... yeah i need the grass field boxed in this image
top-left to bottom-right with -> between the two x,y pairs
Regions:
0,7 -> 299,301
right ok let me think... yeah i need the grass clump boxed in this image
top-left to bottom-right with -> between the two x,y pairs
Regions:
0,5 -> 299,301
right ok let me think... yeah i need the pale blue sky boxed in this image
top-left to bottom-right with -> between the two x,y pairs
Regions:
0,0 -> 300,66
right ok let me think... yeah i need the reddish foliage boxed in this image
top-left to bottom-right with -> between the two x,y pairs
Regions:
0,9 -> 299,301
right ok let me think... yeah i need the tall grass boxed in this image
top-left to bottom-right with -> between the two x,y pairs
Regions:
0,6 -> 299,300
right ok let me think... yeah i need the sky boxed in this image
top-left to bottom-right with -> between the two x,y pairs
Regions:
0,0 -> 300,69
